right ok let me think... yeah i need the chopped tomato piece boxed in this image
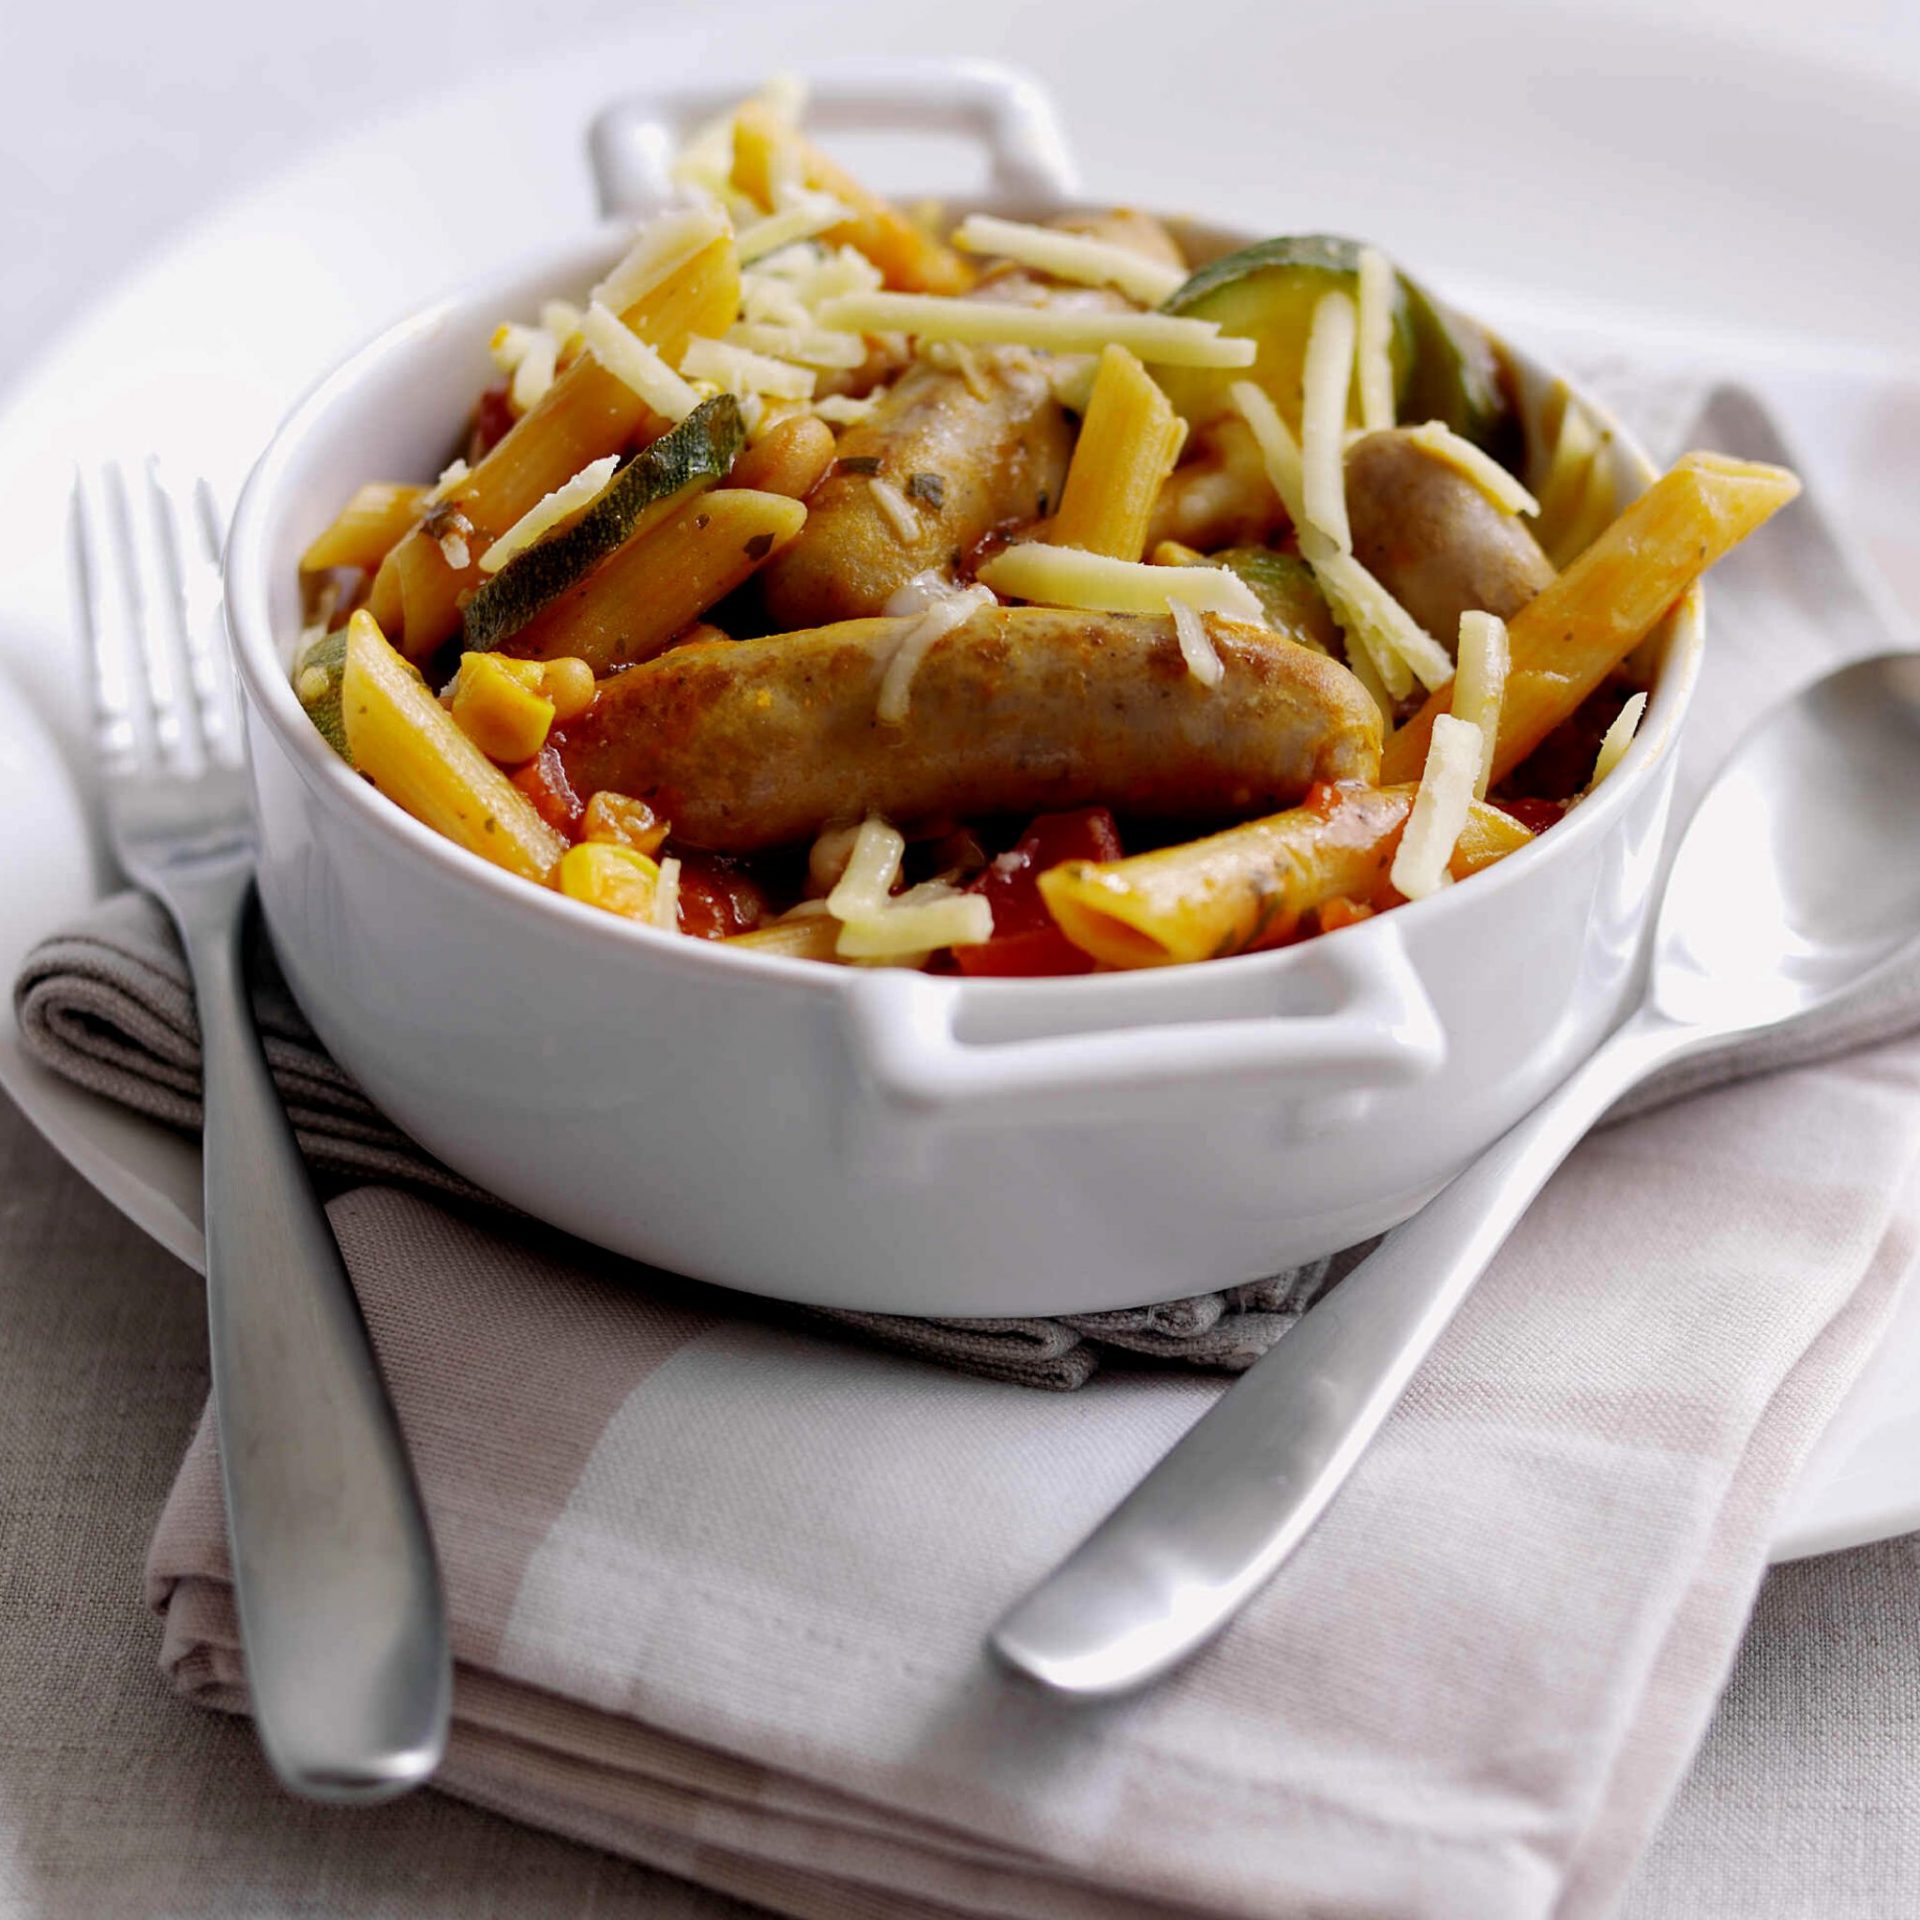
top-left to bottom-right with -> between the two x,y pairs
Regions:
468,383 -> 517,462
1496,796 -> 1568,836
955,807 -> 1123,975
511,745 -> 584,838
673,854 -> 768,940
953,926 -> 1097,977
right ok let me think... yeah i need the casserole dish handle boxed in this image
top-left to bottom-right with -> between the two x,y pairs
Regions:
844,921 -> 1446,1118
587,59 -> 1079,218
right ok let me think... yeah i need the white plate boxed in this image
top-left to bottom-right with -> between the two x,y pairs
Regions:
2,28 -> 1916,1559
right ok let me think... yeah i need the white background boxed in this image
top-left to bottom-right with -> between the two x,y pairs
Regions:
8,0 -> 1920,380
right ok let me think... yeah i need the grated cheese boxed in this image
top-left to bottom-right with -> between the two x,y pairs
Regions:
491,322 -> 559,413
1391,713 -> 1482,901
740,274 -> 814,328
814,293 -> 1256,368
1299,291 -> 1357,553
1313,547 -> 1454,691
736,188 -> 852,264
1355,248 -> 1397,433
950,214 -> 1186,307
591,203 -> 732,321
1451,611 -> 1510,797
539,299 -> 583,344
975,544 -> 1267,625
680,336 -> 816,400
1587,691 -> 1648,791
868,477 -> 923,545
1169,599 -> 1226,689
1337,614 -> 1394,721
581,301 -> 701,420
478,456 -> 619,574
1230,379 -> 1450,694
812,393 -> 881,426
437,529 -> 472,570
837,885 -> 993,959
876,573 -> 994,722
726,321 -> 866,368
651,855 -> 682,932
826,816 -> 906,920
1405,420 -> 1541,517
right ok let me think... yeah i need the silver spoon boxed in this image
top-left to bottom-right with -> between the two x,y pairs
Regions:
994,647 -> 1920,1698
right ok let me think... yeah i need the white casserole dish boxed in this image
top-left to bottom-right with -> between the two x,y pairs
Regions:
225,64 -> 1701,1316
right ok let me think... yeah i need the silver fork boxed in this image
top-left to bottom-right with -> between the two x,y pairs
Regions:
71,461 -> 450,1801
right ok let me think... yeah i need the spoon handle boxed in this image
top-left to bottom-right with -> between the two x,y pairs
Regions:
991,1010 -> 1692,1699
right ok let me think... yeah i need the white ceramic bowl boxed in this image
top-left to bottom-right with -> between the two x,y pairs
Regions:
225,66 -> 1701,1316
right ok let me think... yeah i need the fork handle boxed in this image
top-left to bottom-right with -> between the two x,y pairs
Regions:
174,866 -> 450,1799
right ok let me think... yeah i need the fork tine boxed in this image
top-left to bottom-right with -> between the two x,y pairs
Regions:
148,459 -> 239,766
194,477 -> 247,760
105,460 -> 189,770
69,467 -> 140,778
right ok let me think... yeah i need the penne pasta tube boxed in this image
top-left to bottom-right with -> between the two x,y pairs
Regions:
369,234 -> 741,657
1381,452 -> 1802,786
1047,344 -> 1187,562
1040,783 -> 1533,968
508,488 -> 807,670
339,610 -> 566,883
300,482 -> 431,574
730,103 -> 972,295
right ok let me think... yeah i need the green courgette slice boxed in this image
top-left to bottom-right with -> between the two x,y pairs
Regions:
1158,234 -> 1413,434
293,625 -> 350,760
460,393 -> 745,652
1158,235 -> 1514,456
1210,548 -> 1339,655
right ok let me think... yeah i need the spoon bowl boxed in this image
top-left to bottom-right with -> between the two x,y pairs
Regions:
1655,652 -> 1920,1034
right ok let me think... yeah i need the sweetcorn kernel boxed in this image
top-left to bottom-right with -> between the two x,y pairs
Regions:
580,791 -> 669,856
540,655 -> 597,722
556,841 -> 660,919
449,652 -> 555,763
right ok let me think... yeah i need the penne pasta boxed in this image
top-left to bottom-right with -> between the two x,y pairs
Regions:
1047,344 -> 1186,562
368,233 -> 741,658
300,482 -> 431,574
1040,784 -> 1533,968
1382,452 -> 1802,785
508,488 -> 807,670
339,610 -> 566,882
731,102 -> 973,295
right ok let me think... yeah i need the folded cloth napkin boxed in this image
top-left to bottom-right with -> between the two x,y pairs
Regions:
28,381 -> 1920,1912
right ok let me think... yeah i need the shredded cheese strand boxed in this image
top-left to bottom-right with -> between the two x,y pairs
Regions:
736,188 -> 852,264
651,856 -> 682,932
1300,291 -> 1358,553
1405,420 -> 1541,518
950,214 -> 1186,307
1391,713 -> 1482,901
876,578 -> 994,724
726,322 -> 866,369
814,293 -> 1257,368
1169,600 -> 1226,689
826,817 -> 906,922
1588,691 -> 1649,790
478,457 -> 619,574
581,302 -> 701,421
1355,248 -> 1397,433
1452,611 -> 1510,798
591,204 -> 732,320
975,545 -> 1268,624
680,336 -> 816,400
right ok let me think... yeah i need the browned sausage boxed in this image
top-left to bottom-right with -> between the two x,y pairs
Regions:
551,605 -> 1382,852
758,349 -> 1073,627
1345,429 -> 1556,641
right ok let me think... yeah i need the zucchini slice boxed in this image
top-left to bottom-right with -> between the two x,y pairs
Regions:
1159,236 -> 1514,456
293,625 -> 350,759
460,393 -> 745,651
1210,548 -> 1340,655
1158,234 -> 1414,434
